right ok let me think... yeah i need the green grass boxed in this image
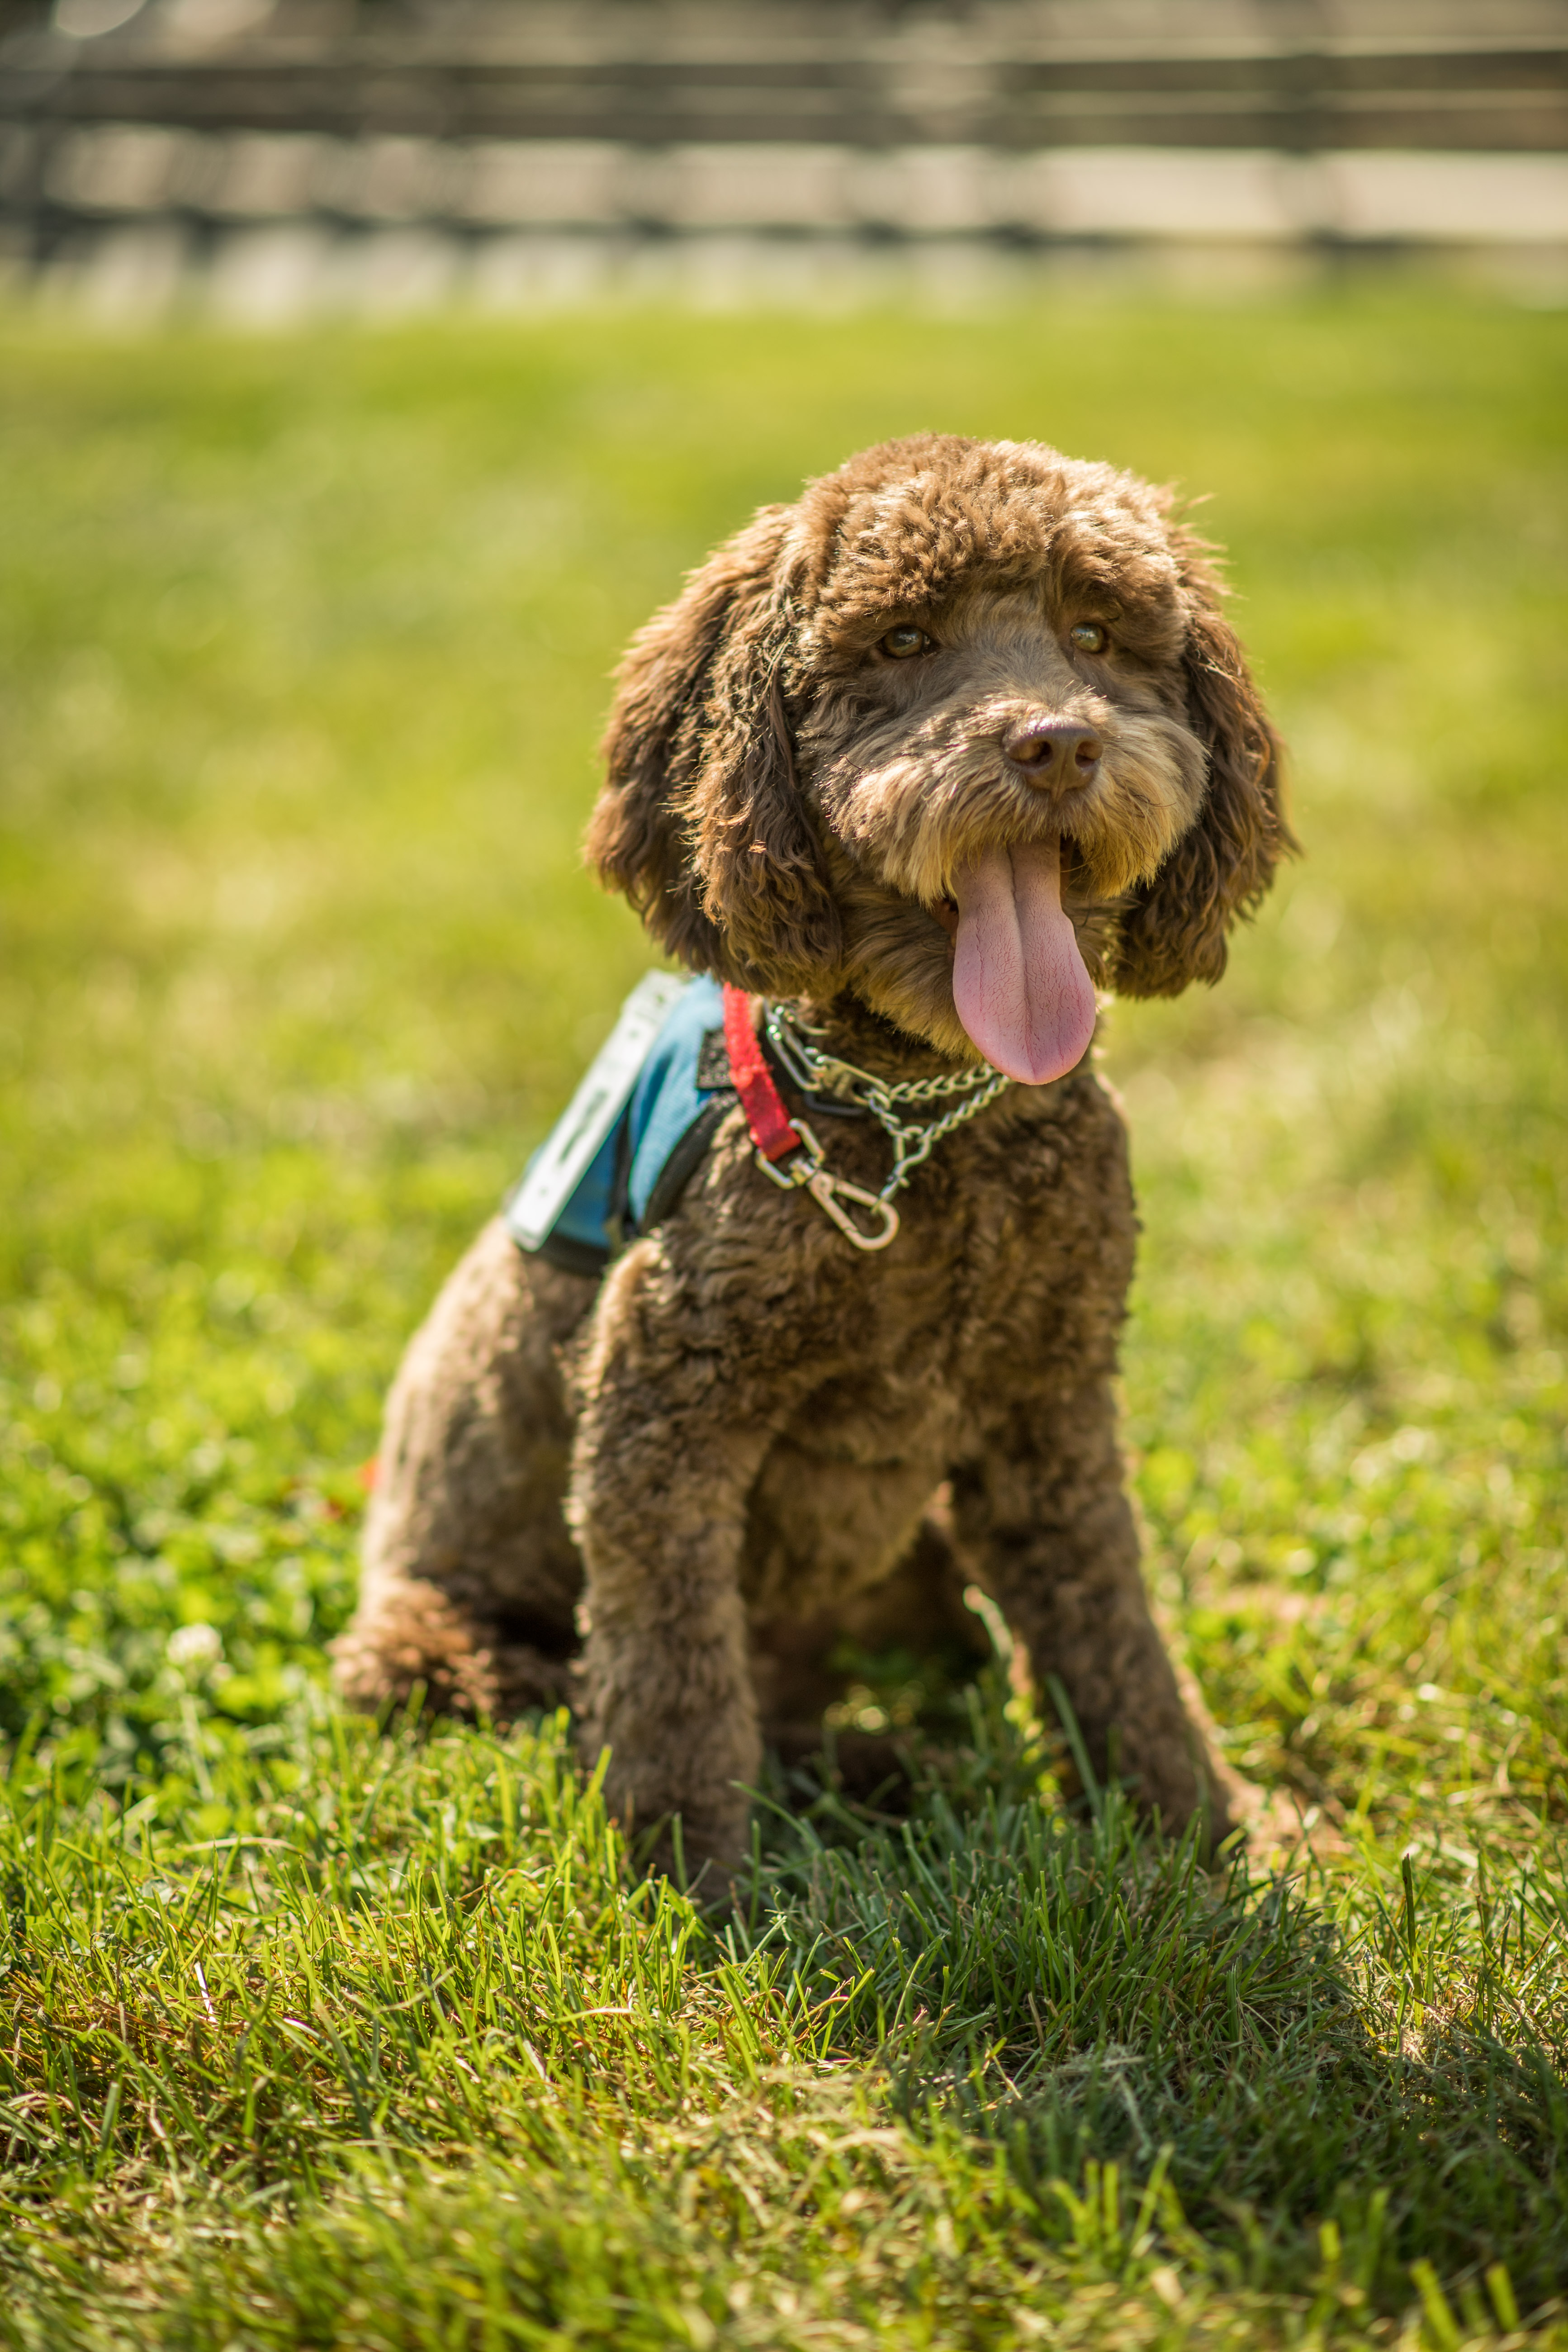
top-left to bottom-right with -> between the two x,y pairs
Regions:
1,285 -> 1566,2346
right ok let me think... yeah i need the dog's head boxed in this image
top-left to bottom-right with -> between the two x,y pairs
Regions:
587,434 -> 1291,1081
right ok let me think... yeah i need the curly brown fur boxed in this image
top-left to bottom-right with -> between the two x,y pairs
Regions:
340,434 -> 1293,1880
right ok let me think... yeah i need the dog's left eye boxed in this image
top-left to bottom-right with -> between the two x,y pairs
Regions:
880,625 -> 932,659
1070,622 -> 1109,655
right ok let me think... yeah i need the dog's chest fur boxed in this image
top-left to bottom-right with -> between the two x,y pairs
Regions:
578,1062 -> 1137,1622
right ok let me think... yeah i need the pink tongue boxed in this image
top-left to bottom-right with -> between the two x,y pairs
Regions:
951,841 -> 1097,1086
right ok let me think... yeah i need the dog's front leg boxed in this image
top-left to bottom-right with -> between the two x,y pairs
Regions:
956,1378 -> 1234,1850
568,1237 -> 805,1884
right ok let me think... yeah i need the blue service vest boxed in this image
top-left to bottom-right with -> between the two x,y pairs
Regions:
505,975 -> 734,1276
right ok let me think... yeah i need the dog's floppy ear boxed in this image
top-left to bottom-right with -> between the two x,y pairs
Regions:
587,507 -> 842,992
1113,584 -> 1294,1000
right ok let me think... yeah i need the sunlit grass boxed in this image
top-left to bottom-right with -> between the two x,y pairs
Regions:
1,285 -> 1566,2345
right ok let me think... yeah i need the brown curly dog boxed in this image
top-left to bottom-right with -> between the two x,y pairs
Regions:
334,433 -> 1292,1878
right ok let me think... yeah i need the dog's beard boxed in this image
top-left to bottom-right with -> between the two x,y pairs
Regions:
816,702 -> 1207,1074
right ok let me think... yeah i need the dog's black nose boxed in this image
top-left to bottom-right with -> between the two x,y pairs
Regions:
1004,721 -> 1102,788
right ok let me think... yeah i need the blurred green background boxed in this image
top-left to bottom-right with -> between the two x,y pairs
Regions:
1,287 -> 1565,1834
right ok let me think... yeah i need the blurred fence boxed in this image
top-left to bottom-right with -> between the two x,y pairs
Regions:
3,0 -> 1566,315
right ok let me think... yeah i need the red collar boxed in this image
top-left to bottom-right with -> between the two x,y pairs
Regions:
721,984 -> 801,1165
721,985 -> 903,1252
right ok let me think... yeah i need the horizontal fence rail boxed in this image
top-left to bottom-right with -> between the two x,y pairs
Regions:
12,130 -> 1568,239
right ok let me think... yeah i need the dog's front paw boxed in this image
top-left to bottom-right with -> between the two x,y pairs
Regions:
587,1738 -> 752,1895
637,1808 -> 750,1903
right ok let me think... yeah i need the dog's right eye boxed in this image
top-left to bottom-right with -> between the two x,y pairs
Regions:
880,625 -> 932,659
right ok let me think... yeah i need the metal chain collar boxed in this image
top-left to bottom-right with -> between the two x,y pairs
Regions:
761,1002 -> 1011,1212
